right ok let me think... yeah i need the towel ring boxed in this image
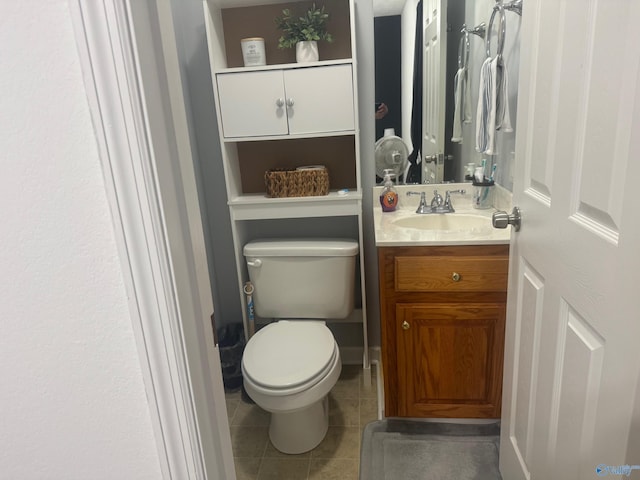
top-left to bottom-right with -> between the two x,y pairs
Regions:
485,5 -> 506,59
503,0 -> 523,16
458,23 -> 486,70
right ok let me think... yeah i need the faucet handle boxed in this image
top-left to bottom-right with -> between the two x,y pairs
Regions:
444,189 -> 466,202
443,189 -> 466,212
406,191 -> 425,199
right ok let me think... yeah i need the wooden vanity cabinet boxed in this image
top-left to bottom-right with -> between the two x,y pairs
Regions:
379,245 -> 509,418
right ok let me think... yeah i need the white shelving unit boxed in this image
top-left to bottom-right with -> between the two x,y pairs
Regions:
203,0 -> 369,368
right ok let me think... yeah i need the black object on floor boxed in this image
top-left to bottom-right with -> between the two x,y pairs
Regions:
218,323 -> 245,391
360,419 -> 502,480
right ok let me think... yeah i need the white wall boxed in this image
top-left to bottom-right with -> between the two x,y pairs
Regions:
0,2 -> 162,478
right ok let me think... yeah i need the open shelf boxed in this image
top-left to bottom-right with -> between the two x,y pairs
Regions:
228,191 -> 362,220
219,0 -> 352,69
214,58 -> 353,75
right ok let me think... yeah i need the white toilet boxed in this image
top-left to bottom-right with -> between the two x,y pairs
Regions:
241,238 -> 359,454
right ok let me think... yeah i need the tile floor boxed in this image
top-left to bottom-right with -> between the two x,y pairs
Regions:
225,364 -> 378,480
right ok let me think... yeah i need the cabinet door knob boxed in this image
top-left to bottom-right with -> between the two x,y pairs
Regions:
286,98 -> 295,107
276,98 -> 284,108
402,320 -> 410,330
452,272 -> 461,282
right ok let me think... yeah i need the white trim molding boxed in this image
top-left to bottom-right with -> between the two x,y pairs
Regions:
69,1 -> 233,478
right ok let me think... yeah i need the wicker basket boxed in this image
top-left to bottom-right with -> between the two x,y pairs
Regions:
264,167 -> 329,198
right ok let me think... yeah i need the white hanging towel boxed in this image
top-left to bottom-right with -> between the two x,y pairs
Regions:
476,55 -> 513,154
496,60 -> 513,133
476,57 -> 497,154
451,66 -> 472,143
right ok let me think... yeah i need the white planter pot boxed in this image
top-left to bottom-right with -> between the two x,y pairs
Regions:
296,41 -> 319,63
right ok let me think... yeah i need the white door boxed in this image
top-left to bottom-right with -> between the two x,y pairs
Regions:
284,65 -> 355,135
422,0 -> 447,183
216,70 -> 288,138
499,1 -> 640,478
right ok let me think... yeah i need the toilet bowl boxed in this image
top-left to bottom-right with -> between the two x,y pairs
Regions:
242,238 -> 358,454
242,320 -> 341,454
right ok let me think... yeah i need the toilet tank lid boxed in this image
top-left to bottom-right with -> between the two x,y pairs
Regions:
243,238 -> 359,257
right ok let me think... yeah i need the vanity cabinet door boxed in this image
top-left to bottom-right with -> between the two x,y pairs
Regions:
216,70 -> 288,138
396,303 -> 505,418
379,245 -> 509,419
283,65 -> 354,135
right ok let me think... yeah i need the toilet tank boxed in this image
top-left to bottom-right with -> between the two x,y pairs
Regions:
243,238 -> 359,319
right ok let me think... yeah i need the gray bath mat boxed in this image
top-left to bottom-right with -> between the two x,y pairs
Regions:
360,419 -> 502,480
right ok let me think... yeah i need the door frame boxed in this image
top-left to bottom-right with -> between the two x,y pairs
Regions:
70,1 -> 234,478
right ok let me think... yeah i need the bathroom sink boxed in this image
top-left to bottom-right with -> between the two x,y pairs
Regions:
392,214 -> 491,232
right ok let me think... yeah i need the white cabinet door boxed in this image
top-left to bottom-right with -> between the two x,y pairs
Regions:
216,70 -> 288,138
217,65 -> 354,138
284,64 -> 355,135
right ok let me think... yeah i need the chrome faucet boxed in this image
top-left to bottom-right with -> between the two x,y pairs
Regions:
406,189 -> 466,214
430,190 -> 444,210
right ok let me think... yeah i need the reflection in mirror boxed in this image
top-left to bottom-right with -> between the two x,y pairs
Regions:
373,0 -> 521,191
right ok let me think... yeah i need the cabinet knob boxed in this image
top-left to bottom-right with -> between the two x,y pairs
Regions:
276,98 -> 284,108
402,320 -> 410,330
451,272 -> 461,282
286,98 -> 295,107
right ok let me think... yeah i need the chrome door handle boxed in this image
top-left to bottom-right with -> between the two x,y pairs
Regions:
286,98 -> 294,107
424,153 -> 453,164
276,98 -> 285,107
492,206 -> 521,232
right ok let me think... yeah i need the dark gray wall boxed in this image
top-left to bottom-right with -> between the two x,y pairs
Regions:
169,0 -> 243,327
374,15 -> 402,142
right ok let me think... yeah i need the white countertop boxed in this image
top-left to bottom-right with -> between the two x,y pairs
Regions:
373,183 -> 512,246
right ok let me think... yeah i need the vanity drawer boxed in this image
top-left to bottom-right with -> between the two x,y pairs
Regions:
395,254 -> 508,292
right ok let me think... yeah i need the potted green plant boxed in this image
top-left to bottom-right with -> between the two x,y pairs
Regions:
275,3 -> 333,63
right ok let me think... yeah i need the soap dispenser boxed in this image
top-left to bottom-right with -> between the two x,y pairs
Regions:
379,169 -> 399,212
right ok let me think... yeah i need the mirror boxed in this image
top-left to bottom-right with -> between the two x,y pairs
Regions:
373,0 -> 521,190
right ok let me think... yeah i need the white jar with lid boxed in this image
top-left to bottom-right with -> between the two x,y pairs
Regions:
241,38 -> 266,67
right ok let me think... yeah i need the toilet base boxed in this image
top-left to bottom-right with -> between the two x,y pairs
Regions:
268,396 -> 329,454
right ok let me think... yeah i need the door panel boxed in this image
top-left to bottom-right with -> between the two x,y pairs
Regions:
552,304 -> 605,479
500,0 -> 640,478
506,260 -> 544,478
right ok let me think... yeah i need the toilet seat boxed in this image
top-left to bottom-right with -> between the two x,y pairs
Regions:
242,321 -> 337,396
